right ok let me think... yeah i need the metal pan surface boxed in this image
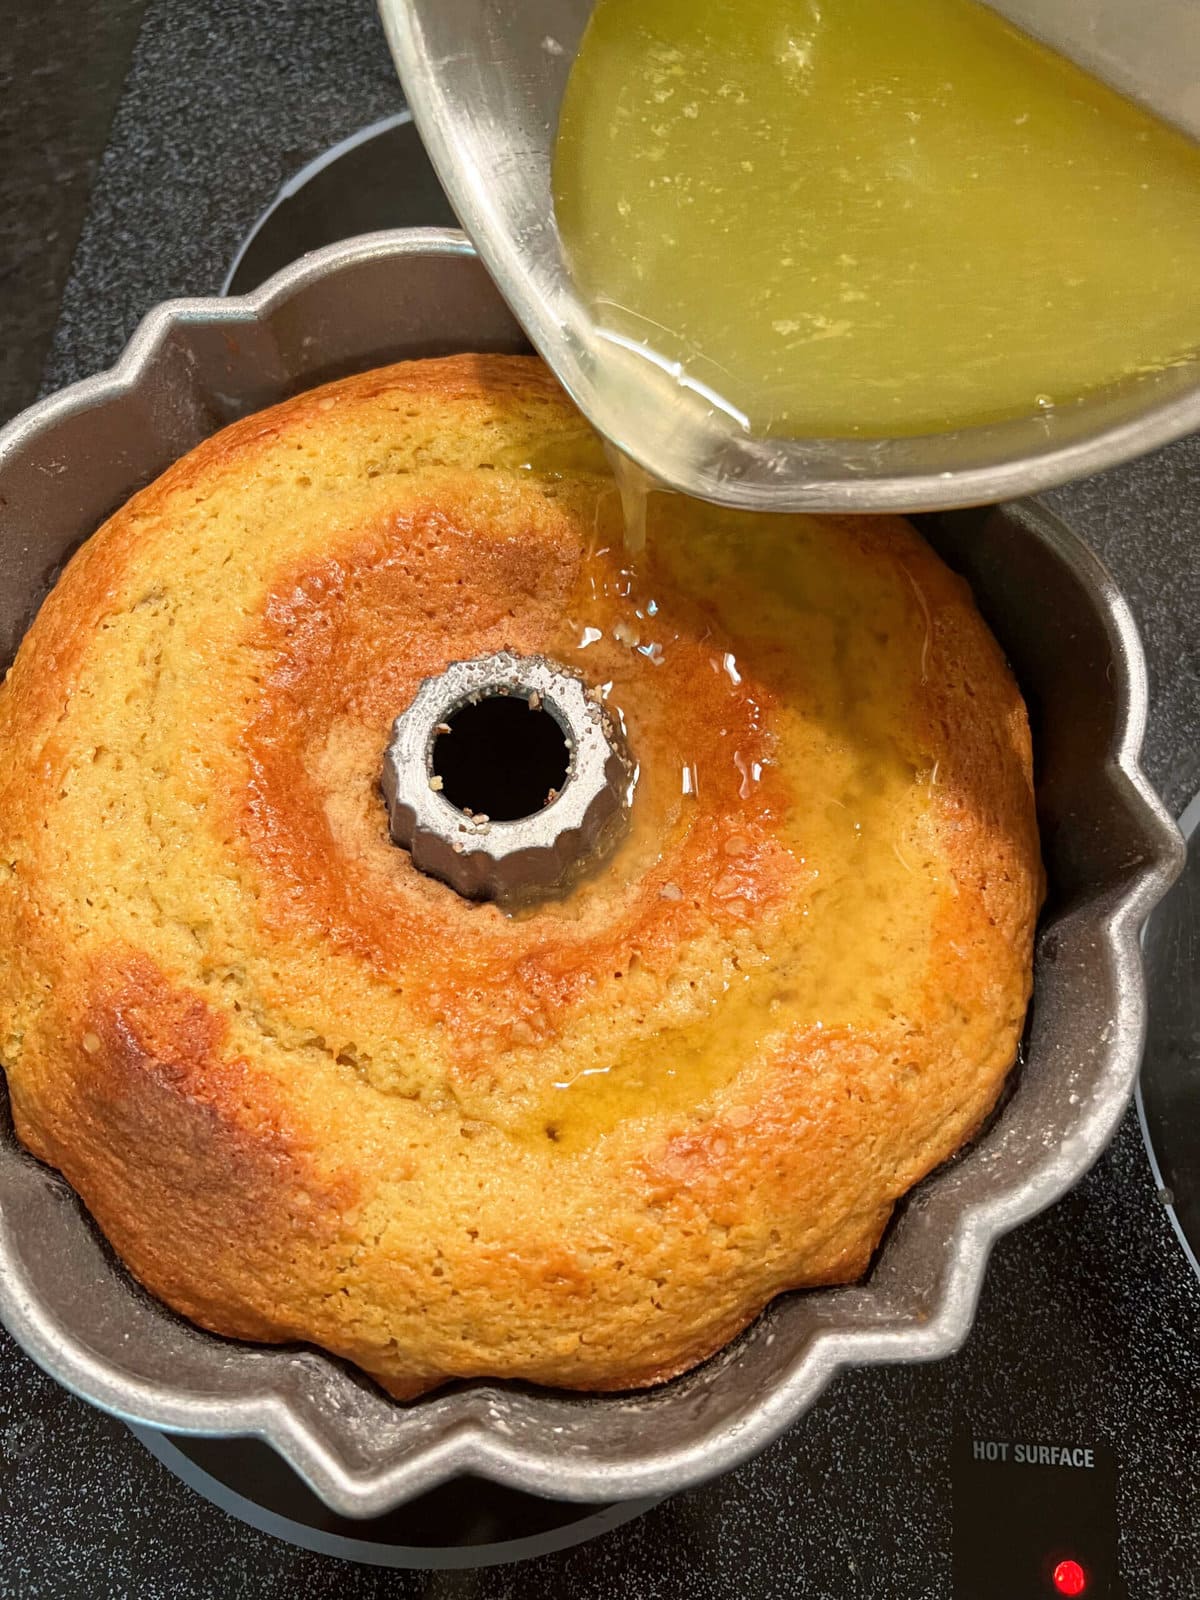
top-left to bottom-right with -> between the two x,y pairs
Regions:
0,231 -> 1183,1517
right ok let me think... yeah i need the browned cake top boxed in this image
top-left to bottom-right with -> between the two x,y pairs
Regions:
0,355 -> 1041,1396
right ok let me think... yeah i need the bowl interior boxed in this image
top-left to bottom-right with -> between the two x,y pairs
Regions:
380,0 -> 1200,511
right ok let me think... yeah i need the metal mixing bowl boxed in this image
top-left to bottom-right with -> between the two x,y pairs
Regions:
381,0 -> 1200,514
0,231 -> 1183,1517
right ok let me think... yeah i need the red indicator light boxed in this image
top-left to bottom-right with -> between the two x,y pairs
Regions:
1053,1558 -> 1087,1596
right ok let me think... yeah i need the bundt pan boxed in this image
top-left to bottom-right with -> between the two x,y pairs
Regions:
0,231 -> 1183,1517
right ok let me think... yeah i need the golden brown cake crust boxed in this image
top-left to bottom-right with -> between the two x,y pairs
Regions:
0,355 -> 1042,1397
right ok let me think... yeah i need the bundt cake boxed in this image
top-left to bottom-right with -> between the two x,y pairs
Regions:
0,355 -> 1041,1396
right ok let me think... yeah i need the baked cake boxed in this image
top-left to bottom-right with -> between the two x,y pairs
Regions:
0,355 -> 1041,1396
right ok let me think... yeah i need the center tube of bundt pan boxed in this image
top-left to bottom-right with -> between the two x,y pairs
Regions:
380,651 -> 635,905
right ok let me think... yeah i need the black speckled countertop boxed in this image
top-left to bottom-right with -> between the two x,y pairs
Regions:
2,2 -> 1198,1595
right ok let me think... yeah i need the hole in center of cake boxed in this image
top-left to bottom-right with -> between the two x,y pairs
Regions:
432,693 -> 571,822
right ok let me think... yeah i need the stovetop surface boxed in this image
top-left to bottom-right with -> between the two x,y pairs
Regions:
1,2 -> 1198,1595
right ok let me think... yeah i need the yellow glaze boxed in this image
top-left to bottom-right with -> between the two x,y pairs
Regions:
519,494 -> 942,1147
554,0 -> 1200,437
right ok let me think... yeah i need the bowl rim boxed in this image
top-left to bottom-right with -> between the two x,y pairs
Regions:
0,228 -> 1185,1517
